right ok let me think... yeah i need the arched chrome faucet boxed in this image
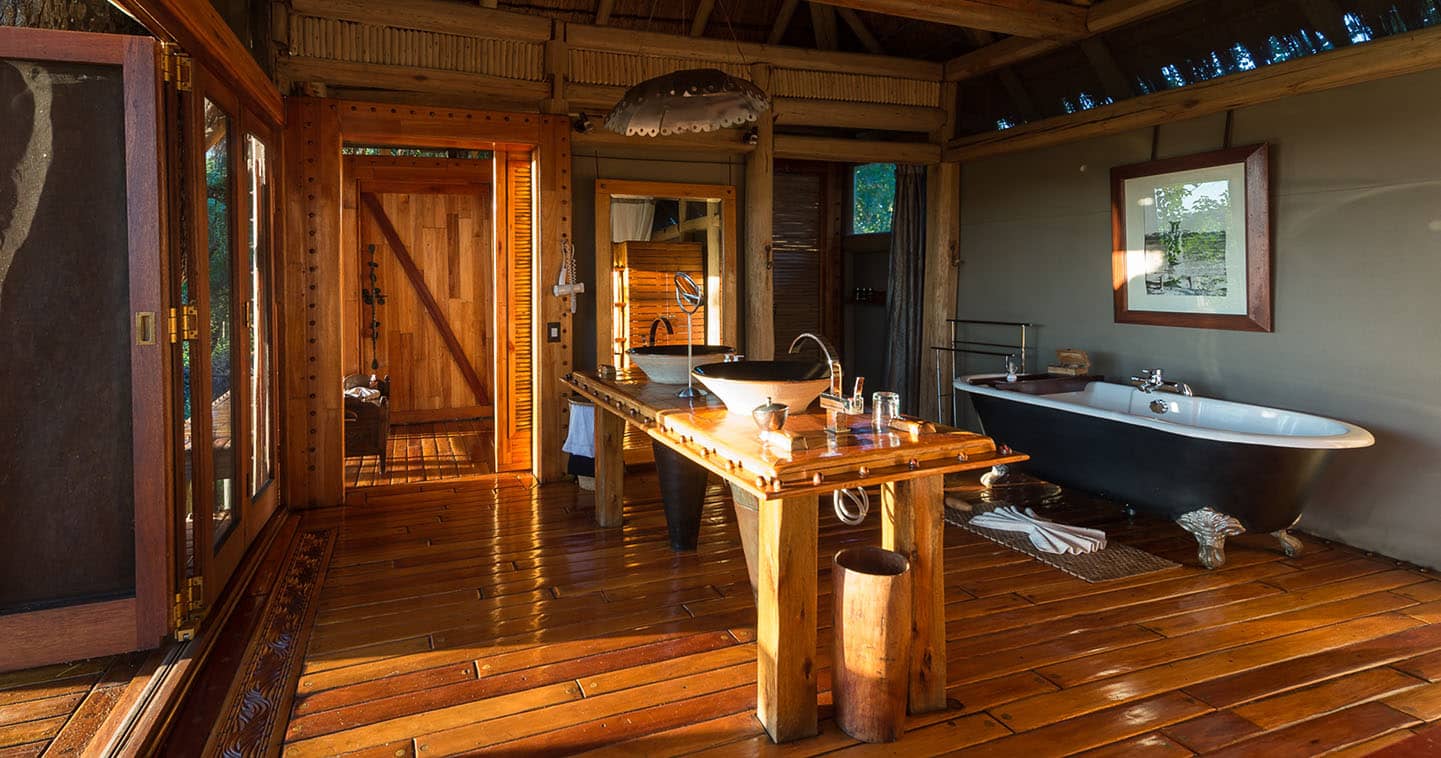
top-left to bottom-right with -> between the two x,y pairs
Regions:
789,332 -> 865,433
647,316 -> 674,346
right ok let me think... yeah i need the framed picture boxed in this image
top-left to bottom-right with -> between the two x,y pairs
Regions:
1111,143 -> 1271,331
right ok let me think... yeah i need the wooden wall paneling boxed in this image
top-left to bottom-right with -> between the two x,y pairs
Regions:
534,116 -> 571,482
335,102 -> 545,149
745,64 -> 776,360
282,99 -> 344,508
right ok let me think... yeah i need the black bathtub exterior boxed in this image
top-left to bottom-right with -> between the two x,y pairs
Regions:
968,391 -> 1334,534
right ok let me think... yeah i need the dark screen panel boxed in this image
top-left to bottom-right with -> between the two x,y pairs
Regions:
0,59 -> 135,613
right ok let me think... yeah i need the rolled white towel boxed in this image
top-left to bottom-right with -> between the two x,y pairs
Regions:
969,506 -> 1106,555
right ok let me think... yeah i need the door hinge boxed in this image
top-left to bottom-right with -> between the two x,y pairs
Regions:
161,45 -> 193,91
168,305 -> 199,343
173,575 -> 205,641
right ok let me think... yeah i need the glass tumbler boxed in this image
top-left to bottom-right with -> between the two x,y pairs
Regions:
873,391 -> 900,431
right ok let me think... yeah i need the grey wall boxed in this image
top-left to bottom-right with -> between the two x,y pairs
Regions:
957,68 -> 1441,569
570,146 -> 746,371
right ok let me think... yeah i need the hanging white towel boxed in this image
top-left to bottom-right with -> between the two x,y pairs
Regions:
563,400 -> 597,458
969,506 -> 1107,555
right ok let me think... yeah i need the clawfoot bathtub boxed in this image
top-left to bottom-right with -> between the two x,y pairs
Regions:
956,375 -> 1374,569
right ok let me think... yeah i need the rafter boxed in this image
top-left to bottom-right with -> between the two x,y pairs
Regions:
817,0 -> 1087,40
595,0 -> 613,26
835,7 -> 885,54
945,22 -> 1441,161
690,0 -> 715,36
769,0 -> 802,45
944,0 -> 1193,81
810,3 -> 839,50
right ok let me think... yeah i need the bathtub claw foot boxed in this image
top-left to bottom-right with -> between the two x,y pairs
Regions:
980,464 -> 1011,487
1177,507 -> 1246,570
1273,529 -> 1303,558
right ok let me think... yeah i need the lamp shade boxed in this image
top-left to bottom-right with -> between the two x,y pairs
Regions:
605,68 -> 771,137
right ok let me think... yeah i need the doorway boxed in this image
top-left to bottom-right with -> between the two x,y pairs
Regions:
340,152 -> 530,488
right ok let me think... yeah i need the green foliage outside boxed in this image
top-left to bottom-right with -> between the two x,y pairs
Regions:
852,163 -> 895,234
206,127 -> 233,401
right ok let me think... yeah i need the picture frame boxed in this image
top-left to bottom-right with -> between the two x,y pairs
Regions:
1110,143 -> 1272,332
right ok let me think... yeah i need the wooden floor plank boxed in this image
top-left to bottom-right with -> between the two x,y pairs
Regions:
265,474 -> 1441,756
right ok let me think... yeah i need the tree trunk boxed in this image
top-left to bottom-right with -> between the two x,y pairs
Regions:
0,0 -> 143,34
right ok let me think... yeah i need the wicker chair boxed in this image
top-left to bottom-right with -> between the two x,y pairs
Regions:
344,374 -> 391,472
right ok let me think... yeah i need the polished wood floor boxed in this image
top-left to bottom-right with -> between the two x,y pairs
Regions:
345,419 -> 494,489
278,473 -> 1441,756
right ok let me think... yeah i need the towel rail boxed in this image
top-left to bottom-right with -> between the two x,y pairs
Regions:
932,319 -> 1036,427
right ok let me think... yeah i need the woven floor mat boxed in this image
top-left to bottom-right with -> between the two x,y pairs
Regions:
944,500 -> 1179,583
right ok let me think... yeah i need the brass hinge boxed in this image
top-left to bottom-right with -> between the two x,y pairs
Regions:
161,44 -> 193,91
168,305 -> 199,343
173,575 -> 205,641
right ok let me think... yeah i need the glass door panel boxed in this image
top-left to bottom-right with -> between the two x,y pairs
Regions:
203,97 -> 240,548
245,133 -> 274,497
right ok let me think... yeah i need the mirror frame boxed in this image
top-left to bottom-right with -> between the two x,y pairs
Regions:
594,179 -> 738,369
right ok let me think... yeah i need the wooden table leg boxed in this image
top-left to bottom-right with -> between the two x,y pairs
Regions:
593,409 -> 624,528
756,494 -> 819,742
881,474 -> 947,713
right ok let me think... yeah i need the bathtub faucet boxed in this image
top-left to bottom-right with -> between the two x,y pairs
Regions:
789,332 -> 864,433
1130,368 -> 1194,396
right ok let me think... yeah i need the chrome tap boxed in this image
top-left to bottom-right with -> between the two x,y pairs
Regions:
789,332 -> 864,433
647,317 -> 674,346
1130,368 -> 1193,396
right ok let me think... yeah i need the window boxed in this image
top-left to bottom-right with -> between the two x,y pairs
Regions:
851,163 -> 895,235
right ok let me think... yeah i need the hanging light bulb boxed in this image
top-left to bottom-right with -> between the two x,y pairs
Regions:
604,68 -> 771,137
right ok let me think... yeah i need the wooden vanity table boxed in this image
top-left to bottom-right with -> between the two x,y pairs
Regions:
562,368 -> 1028,743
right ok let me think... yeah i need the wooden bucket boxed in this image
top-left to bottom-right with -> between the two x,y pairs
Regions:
832,546 -> 912,743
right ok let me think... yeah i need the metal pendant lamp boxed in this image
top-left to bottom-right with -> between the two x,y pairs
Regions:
604,67 -> 772,136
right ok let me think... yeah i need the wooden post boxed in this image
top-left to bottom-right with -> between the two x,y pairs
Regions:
593,407 -> 624,528
535,116 -> 572,481
756,494 -> 818,742
881,474 -> 947,713
541,22 -> 568,115
921,81 -> 960,423
745,63 -> 775,360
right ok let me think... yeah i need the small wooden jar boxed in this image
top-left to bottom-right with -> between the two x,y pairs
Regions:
831,546 -> 912,743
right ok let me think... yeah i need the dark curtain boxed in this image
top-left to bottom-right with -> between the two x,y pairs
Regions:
882,164 -> 927,415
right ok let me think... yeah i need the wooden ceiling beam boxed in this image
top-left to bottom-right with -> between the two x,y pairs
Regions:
835,7 -> 886,55
810,3 -> 839,50
595,0 -> 614,25
944,23 -> 1441,162
690,0 -> 716,37
769,0 -> 803,44
816,0 -> 1088,40
943,0 -> 1193,81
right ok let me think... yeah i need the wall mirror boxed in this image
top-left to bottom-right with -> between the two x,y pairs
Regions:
594,179 -> 738,369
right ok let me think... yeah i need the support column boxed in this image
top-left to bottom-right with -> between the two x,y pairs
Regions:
756,494 -> 818,742
881,474 -> 947,713
745,63 -> 775,360
593,409 -> 624,527
920,81 -> 960,423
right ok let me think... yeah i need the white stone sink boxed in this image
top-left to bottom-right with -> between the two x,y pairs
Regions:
692,360 -> 831,414
628,345 -> 734,384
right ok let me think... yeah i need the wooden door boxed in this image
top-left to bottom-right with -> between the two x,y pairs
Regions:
0,28 -> 167,670
357,183 -> 495,423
